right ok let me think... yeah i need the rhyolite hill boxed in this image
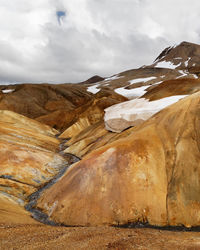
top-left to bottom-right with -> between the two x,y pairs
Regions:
1,41 -> 200,227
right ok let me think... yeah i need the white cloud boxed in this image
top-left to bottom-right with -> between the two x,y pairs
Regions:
0,0 -> 200,83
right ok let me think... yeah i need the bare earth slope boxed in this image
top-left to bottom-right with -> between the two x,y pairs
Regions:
0,83 -> 126,131
0,110 -> 67,225
35,92 -> 200,227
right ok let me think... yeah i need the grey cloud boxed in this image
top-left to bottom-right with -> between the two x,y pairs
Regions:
0,0 -> 200,84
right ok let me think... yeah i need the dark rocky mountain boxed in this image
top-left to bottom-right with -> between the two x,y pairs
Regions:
152,41 -> 200,71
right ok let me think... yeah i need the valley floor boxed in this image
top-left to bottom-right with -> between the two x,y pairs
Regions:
1,223 -> 200,249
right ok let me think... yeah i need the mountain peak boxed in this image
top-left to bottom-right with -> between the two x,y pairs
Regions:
179,41 -> 198,46
152,41 -> 200,70
81,75 -> 105,84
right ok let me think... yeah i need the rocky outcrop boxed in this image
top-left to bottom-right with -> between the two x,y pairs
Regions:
35,92 -> 200,227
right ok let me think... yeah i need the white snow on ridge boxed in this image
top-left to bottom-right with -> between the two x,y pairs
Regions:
176,70 -> 188,79
155,60 -> 181,69
129,76 -> 156,85
104,75 -> 123,82
176,69 -> 198,79
2,89 -> 15,94
115,85 -> 149,99
193,74 -> 198,79
105,95 -> 188,120
122,95 -> 187,119
87,84 -> 100,94
184,57 -> 191,67
155,81 -> 163,85
104,95 -> 188,132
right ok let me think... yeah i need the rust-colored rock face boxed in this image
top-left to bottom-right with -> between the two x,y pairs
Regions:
0,110 -> 66,208
36,92 -> 200,227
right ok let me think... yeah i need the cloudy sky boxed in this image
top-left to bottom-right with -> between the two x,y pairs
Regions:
0,0 -> 200,84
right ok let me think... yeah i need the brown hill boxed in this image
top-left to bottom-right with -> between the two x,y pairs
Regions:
0,110 -> 68,224
150,41 -> 200,75
142,77 -> 200,100
81,75 -> 105,84
81,42 -> 200,102
36,91 -> 200,227
0,84 -> 126,131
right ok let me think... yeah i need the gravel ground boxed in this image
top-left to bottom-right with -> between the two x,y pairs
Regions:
1,223 -> 200,250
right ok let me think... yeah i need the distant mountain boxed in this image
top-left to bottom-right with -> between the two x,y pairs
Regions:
81,75 -> 105,84
152,41 -> 200,70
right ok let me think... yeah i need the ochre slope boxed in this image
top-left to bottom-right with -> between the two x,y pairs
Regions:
0,195 -> 40,225
59,95 -> 126,139
0,83 -> 127,131
0,110 -> 66,215
142,78 -> 200,101
36,91 -> 200,227
0,84 -> 93,130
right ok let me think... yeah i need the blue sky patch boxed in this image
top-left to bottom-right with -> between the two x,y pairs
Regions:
56,11 -> 66,25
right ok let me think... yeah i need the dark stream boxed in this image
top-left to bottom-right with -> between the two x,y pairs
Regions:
25,150 -> 80,226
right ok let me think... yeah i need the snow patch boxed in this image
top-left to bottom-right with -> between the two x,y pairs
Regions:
104,75 -> 123,82
176,70 -> 188,79
104,95 -> 187,127
184,57 -> 191,67
129,76 -> 156,85
155,81 -> 164,85
155,60 -> 181,69
2,89 -> 15,94
87,84 -> 100,94
192,74 -> 198,79
115,85 -> 149,99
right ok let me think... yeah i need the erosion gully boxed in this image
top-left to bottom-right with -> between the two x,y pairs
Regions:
25,136 -> 80,226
